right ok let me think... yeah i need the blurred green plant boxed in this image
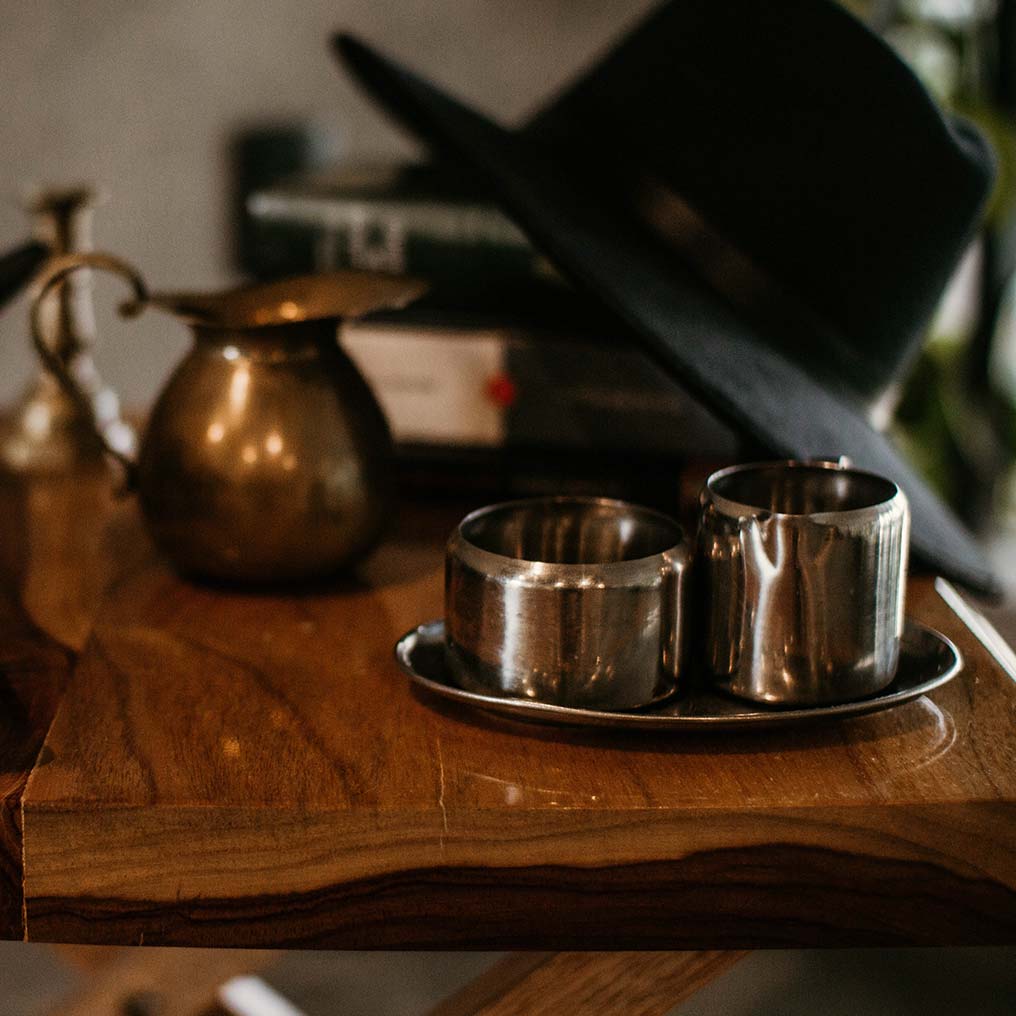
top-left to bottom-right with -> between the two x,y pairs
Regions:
875,0 -> 1016,533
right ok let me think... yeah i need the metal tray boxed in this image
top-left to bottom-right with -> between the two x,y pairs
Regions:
395,618 -> 962,730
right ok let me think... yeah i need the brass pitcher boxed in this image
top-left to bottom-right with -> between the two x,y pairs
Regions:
30,253 -> 425,583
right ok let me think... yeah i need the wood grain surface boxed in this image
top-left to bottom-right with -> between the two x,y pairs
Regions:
0,474 -> 81,940
0,463 -> 149,941
3,473 -> 1015,949
427,951 -> 747,1016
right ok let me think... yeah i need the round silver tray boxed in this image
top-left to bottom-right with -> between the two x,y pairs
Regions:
395,618 -> 962,730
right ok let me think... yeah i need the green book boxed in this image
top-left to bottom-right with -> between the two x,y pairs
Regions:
246,160 -> 561,288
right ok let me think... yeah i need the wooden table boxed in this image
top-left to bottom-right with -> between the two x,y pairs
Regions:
2,466 -> 1015,1014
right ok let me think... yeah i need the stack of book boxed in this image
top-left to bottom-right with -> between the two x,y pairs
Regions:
244,160 -> 740,506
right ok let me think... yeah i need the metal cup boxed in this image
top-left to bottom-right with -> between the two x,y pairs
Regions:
445,496 -> 689,710
699,460 -> 910,706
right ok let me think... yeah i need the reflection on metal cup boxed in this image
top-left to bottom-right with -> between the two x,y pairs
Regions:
445,496 -> 689,710
699,460 -> 910,706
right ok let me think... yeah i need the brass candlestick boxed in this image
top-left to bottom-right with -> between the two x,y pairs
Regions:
0,186 -> 136,472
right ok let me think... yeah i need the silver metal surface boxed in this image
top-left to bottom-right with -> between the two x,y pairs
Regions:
445,497 -> 689,710
699,460 -> 910,706
396,618 -> 961,730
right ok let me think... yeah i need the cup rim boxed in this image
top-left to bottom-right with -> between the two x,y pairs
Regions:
450,495 -> 686,579
704,459 -> 906,523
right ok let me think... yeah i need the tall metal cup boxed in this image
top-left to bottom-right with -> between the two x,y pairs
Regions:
699,461 -> 910,705
445,497 -> 688,710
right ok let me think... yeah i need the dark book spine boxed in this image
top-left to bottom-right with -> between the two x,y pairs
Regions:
245,192 -> 557,286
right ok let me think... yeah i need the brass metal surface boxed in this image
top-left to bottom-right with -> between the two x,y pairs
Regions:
1,188 -> 136,472
125,270 -> 426,329
29,253 -> 425,582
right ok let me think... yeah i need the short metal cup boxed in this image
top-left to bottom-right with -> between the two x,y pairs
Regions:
445,496 -> 689,710
699,460 -> 910,706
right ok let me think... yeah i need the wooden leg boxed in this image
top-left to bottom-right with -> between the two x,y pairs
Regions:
428,950 -> 747,1016
43,948 -> 281,1016
45,947 -> 743,1015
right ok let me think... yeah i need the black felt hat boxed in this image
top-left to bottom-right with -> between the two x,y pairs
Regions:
333,0 -> 998,592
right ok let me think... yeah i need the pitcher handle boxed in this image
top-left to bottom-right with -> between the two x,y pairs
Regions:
30,252 -> 149,480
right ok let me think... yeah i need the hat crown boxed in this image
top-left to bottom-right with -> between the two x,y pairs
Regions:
524,0 -> 994,399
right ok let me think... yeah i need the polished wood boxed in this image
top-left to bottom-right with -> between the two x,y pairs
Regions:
19,469 -> 138,653
0,475 -> 77,940
0,463 -> 152,941
937,580 -> 1016,684
0,469 -> 1013,949
428,951 -> 747,1016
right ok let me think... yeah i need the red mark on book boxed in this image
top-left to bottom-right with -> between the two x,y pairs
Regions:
485,373 -> 518,408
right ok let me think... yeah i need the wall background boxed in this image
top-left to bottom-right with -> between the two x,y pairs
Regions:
0,0 -> 654,407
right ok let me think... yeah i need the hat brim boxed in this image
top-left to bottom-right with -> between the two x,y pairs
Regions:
334,33 -> 997,594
